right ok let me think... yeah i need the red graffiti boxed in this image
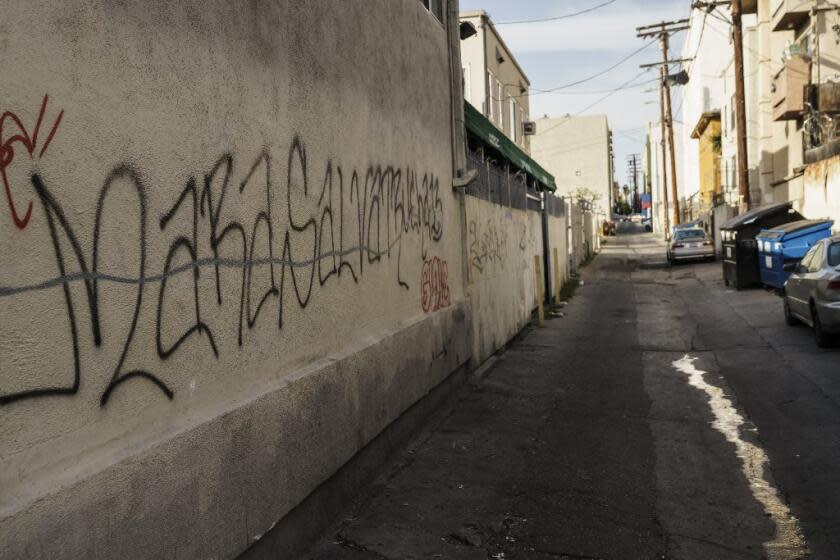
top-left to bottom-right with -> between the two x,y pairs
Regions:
0,94 -> 64,229
421,256 -> 451,313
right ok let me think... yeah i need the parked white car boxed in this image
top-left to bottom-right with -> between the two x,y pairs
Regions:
667,228 -> 714,264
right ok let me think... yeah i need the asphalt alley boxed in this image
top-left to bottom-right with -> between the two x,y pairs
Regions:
305,223 -> 839,560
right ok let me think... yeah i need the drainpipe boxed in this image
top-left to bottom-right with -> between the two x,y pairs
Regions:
541,191 -> 552,305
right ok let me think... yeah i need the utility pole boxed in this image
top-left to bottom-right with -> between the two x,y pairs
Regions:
662,34 -> 682,226
659,66 -> 671,236
626,154 -> 641,213
638,19 -> 689,232
731,0 -> 750,211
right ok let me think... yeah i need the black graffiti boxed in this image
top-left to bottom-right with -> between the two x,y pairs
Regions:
468,218 -> 508,274
0,137 -> 444,407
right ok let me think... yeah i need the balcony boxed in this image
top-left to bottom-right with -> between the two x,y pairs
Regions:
771,0 -> 811,32
802,83 -> 840,163
806,83 -> 840,114
772,55 -> 811,121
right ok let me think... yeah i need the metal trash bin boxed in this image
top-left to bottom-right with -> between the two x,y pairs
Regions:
757,219 -> 835,290
721,202 -> 804,290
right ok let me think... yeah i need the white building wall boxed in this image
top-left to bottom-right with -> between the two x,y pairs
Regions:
679,8 -> 731,201
0,2 -> 469,558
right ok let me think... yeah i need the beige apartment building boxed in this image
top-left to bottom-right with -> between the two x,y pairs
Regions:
705,1 -> 840,226
531,114 -> 614,214
460,10 -> 532,153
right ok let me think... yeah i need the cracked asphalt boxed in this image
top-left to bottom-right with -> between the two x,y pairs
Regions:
304,223 -> 840,559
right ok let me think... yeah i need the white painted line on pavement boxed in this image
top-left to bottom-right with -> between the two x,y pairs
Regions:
672,355 -> 807,560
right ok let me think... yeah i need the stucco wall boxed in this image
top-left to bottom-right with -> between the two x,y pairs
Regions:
465,195 -> 539,364
531,115 -> 611,207
803,156 -> 840,229
0,2 -> 468,558
547,213 -> 569,300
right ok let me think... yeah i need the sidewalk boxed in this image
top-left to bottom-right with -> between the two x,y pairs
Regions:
305,241 -> 666,559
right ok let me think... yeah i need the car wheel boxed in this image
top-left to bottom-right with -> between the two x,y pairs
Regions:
783,296 -> 797,326
812,303 -> 833,348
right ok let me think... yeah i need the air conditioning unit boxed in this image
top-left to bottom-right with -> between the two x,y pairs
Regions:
522,121 -> 536,136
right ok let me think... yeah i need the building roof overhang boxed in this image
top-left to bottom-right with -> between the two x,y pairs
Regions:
464,101 -> 555,192
690,110 -> 721,139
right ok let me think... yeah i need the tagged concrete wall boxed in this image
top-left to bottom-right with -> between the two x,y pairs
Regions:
465,195 -> 536,364
546,197 -> 569,300
0,2 -> 469,558
803,156 -> 840,230
569,203 -> 585,272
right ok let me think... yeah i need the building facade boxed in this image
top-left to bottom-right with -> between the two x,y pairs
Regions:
690,111 -> 723,208
460,10 -> 532,153
530,115 -> 614,215
681,0 -> 840,230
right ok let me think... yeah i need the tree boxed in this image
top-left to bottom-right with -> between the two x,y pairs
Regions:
572,187 -> 602,204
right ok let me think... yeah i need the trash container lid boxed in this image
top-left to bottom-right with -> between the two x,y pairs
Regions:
757,219 -> 834,239
721,202 -> 794,231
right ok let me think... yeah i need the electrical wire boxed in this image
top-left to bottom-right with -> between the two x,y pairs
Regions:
495,0 -> 618,25
528,38 -> 658,94
673,12 -> 707,118
536,68 -> 654,137
532,77 -> 661,96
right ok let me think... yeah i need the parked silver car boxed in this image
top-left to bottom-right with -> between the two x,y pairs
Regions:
667,228 -> 714,264
783,236 -> 840,347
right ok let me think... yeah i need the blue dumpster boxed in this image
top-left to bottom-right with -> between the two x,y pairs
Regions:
757,219 -> 834,290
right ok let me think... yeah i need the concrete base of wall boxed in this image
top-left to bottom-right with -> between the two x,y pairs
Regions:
1,305 -> 469,560
239,361 -> 469,560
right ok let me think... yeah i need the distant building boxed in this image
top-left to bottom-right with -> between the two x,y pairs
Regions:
530,114 -> 614,214
645,121 -> 667,233
459,10 -> 532,153
690,111 -> 722,209
678,8 -> 730,201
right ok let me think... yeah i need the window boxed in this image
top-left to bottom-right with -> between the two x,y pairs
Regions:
723,159 -> 729,189
496,79 -> 504,126
462,64 -> 471,104
730,95 -> 736,131
509,96 -> 517,142
799,245 -> 818,272
418,0 -> 443,22
730,156 -> 737,190
675,229 -> 706,240
828,242 -> 840,267
808,244 -> 825,273
486,70 -> 494,119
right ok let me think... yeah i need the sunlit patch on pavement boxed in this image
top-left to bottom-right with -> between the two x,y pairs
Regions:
672,355 -> 808,560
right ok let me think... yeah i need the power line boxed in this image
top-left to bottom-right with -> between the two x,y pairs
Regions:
536,68 -> 654,137
530,39 -> 657,94
533,77 -> 660,96
674,11 -> 708,118
495,0 -> 618,25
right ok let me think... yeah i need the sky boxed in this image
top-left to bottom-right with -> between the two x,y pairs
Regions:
460,0 -> 692,188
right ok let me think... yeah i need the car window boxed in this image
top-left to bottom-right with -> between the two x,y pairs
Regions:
828,242 -> 840,267
676,229 -> 705,240
798,245 -> 818,272
808,244 -> 825,273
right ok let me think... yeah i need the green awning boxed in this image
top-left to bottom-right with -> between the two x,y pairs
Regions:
464,101 -> 556,192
